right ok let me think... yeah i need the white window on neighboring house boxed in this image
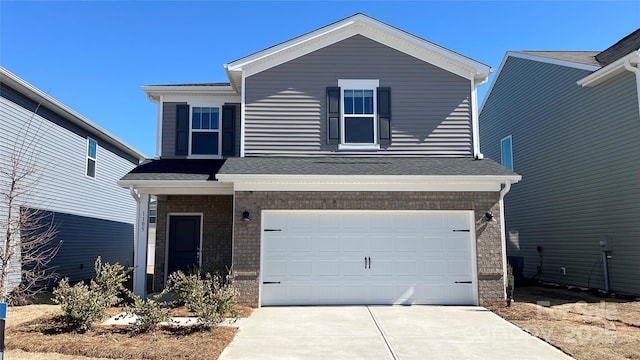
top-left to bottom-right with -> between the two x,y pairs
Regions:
501,135 -> 513,171
86,137 -> 97,178
190,107 -> 221,156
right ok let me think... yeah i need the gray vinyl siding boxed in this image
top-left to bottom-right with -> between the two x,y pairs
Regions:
161,102 -> 185,158
0,84 -> 139,290
245,35 -> 472,157
480,56 -> 640,295
161,102 -> 240,158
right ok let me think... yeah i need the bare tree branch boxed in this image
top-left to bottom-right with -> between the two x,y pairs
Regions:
1,103 -> 61,304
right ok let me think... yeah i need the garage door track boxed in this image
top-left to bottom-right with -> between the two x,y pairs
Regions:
219,306 -> 572,360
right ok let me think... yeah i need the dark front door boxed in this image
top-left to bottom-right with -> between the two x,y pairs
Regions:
167,215 -> 201,276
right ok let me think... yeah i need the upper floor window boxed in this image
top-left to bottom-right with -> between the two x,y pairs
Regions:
86,137 -> 97,178
327,80 -> 391,150
501,135 -> 513,171
176,104 -> 236,158
191,107 -> 220,156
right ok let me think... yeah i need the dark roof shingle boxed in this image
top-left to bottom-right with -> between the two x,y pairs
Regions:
218,157 -> 517,177
121,159 -> 226,181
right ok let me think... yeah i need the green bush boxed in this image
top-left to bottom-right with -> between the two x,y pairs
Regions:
126,290 -> 171,333
52,278 -> 106,332
167,270 -> 238,329
93,256 -> 131,307
52,257 -> 131,332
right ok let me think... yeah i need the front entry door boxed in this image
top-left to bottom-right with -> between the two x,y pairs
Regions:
167,215 -> 201,276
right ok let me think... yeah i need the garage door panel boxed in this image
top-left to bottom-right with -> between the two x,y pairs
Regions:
263,261 -> 287,277
261,211 -> 476,306
317,260 -> 341,276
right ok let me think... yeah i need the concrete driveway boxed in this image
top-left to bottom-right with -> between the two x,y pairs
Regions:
219,306 -> 573,360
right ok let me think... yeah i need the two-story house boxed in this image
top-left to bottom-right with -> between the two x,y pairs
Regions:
1,66 -> 145,292
120,14 -> 520,307
480,29 -> 640,295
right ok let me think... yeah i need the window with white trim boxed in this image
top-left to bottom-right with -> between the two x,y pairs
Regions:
501,135 -> 513,171
190,107 -> 220,156
338,79 -> 379,149
86,137 -> 97,178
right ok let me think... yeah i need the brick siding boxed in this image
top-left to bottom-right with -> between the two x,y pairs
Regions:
154,195 -> 233,291
233,191 -> 505,307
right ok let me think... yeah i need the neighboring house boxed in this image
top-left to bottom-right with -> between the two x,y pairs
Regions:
479,29 -> 640,295
120,14 -> 520,307
0,67 -> 146,290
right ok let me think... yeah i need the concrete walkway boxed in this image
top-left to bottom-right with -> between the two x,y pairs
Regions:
218,306 -> 573,360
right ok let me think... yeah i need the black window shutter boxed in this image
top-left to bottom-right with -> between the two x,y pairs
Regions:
326,87 -> 340,145
377,87 -> 391,144
175,104 -> 190,156
222,105 -> 236,156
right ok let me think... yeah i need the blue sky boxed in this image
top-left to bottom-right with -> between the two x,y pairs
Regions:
2,1 -> 638,157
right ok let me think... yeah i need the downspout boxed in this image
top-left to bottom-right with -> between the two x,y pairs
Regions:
499,180 -> 512,299
623,59 -> 640,119
129,185 -> 140,203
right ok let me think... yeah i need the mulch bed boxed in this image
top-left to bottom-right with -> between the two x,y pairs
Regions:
6,306 -> 252,360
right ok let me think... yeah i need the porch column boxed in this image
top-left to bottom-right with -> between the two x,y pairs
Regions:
133,193 -> 150,297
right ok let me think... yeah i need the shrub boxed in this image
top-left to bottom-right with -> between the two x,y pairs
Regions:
126,290 -> 171,333
52,278 -> 105,332
52,257 -> 131,332
167,270 -> 238,329
93,256 -> 131,307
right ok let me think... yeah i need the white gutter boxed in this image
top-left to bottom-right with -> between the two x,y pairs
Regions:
129,184 -> 140,202
216,173 -> 522,183
578,51 -> 640,87
499,180 -> 512,200
623,58 -> 640,119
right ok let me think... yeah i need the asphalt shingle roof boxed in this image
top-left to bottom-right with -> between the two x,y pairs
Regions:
218,157 -> 516,177
120,159 -> 226,181
520,51 -> 601,67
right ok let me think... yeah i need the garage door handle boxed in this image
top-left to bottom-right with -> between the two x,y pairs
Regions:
455,281 -> 472,284
364,257 -> 367,269
453,229 -> 470,232
368,257 -> 371,269
263,281 -> 281,284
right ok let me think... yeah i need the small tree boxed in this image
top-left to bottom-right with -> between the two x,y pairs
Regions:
0,105 -> 61,303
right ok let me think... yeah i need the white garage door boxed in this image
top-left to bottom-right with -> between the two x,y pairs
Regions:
261,211 -> 477,306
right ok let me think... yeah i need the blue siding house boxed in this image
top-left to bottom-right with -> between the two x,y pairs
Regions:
480,29 -> 640,295
0,67 -> 146,291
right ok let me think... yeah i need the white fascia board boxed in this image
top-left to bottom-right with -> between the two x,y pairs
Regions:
230,181 -> 502,192
216,174 -> 521,183
577,51 -> 640,87
226,14 -> 490,83
480,51 -> 601,114
0,66 -> 147,161
142,85 -> 239,102
117,179 -> 233,194
156,94 -> 241,104
217,174 -> 521,193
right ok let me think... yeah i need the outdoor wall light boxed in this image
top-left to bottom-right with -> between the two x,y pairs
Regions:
242,210 -> 250,221
484,212 -> 495,222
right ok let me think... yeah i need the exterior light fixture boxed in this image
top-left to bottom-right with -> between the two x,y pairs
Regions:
484,212 -> 495,222
242,210 -> 250,221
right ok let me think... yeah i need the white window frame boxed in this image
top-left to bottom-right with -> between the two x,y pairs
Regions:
85,137 -> 97,179
501,135 -> 513,171
188,104 -> 223,159
338,79 -> 380,150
